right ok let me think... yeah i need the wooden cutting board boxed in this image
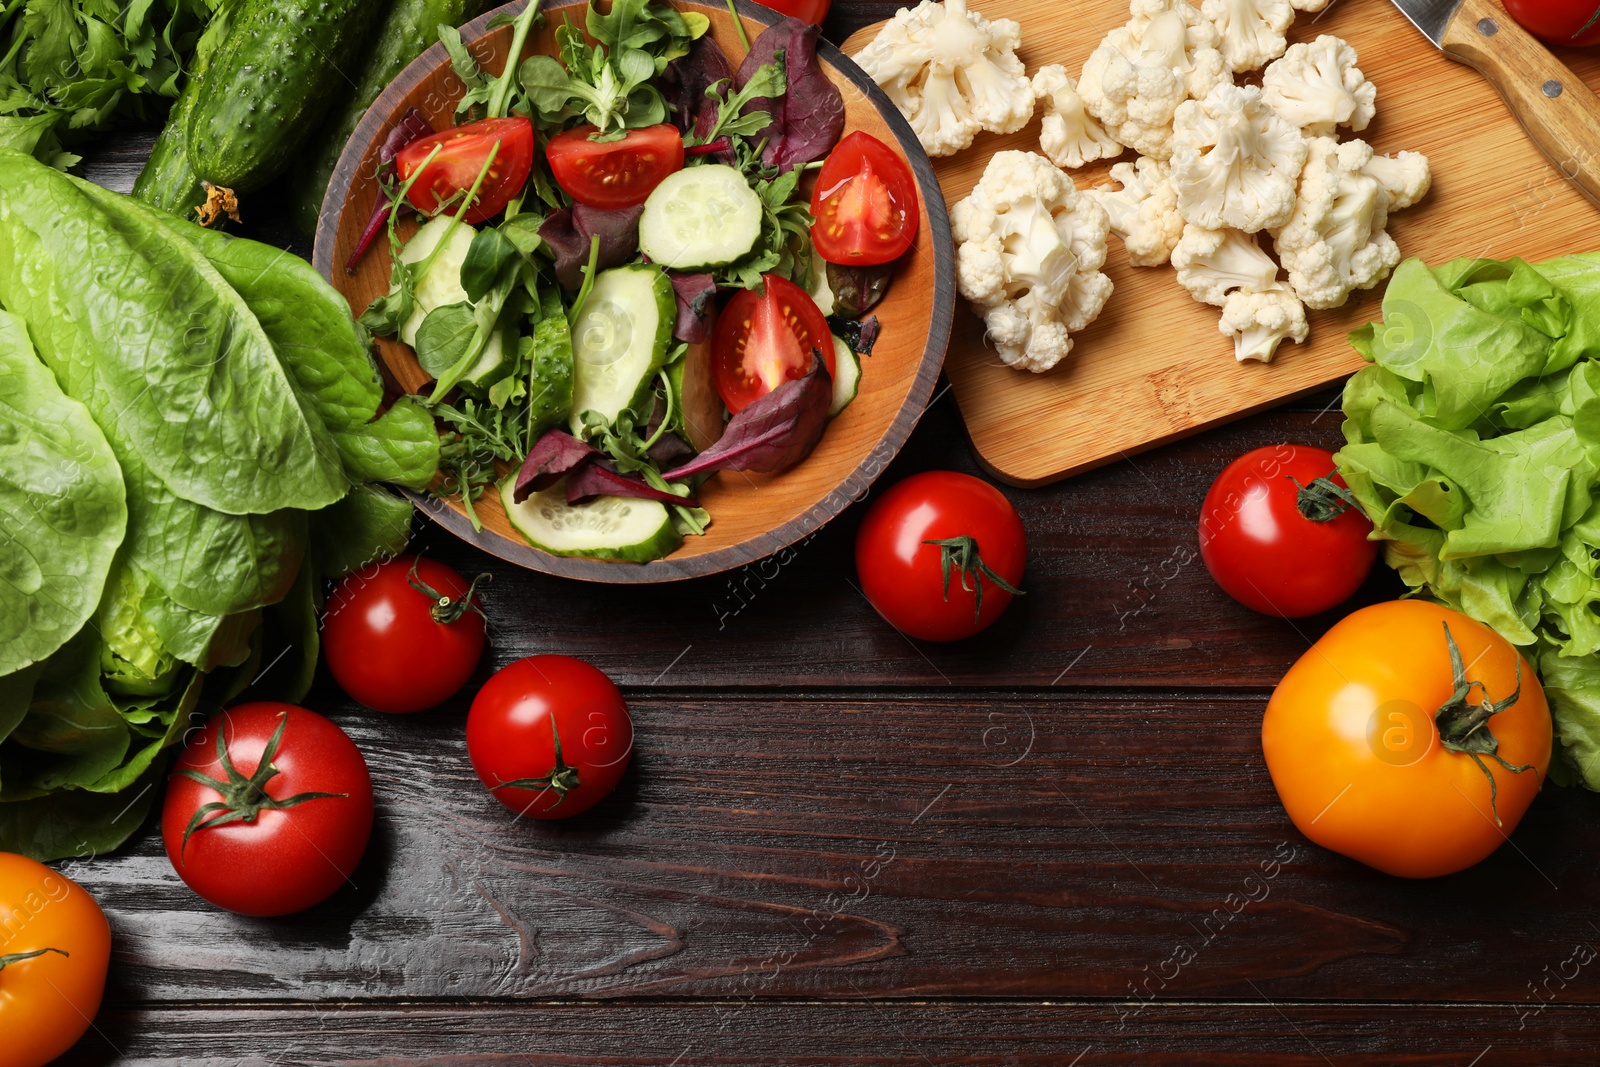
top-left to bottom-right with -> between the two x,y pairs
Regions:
843,0 -> 1600,486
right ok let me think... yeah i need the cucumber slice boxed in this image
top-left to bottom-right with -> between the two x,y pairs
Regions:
830,335 -> 861,416
500,478 -> 683,563
398,215 -> 475,348
639,165 -> 763,270
810,245 -> 836,317
569,264 -> 675,434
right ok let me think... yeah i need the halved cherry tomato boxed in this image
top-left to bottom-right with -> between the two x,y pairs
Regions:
712,274 -> 836,413
396,116 -> 535,224
758,0 -> 831,24
811,131 -> 919,267
546,124 -> 685,210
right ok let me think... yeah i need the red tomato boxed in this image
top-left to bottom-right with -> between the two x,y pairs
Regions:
1198,444 -> 1378,619
1503,0 -> 1600,45
856,471 -> 1027,642
322,555 -> 488,715
467,655 -> 634,820
161,704 -> 374,917
758,0 -> 831,24
812,131 -> 919,266
546,124 -> 685,209
396,116 -> 535,224
713,274 -> 836,413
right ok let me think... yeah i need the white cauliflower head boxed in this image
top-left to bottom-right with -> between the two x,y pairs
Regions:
1170,223 -> 1280,305
856,0 -> 1034,159
951,151 -> 1114,373
1078,0 -> 1229,161
1171,82 -> 1307,233
1363,149 -> 1432,211
1261,36 -> 1377,136
1033,65 -> 1124,170
1201,0 -> 1293,72
1090,156 -> 1184,267
1271,136 -> 1401,309
1220,285 -> 1308,362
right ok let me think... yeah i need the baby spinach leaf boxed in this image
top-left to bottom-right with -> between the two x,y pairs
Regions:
416,302 -> 480,378
0,309 -> 126,678
464,226 -> 522,303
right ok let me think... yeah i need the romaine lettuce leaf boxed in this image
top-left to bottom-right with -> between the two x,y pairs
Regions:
0,308 -> 125,676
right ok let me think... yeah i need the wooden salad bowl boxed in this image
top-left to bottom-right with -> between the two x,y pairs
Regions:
313,0 -> 954,584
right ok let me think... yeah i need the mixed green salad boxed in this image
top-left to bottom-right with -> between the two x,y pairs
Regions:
0,149 -> 438,860
1339,253 -> 1600,790
354,0 -> 920,564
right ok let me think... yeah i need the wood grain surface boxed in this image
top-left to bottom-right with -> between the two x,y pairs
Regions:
315,0 -> 955,584
843,0 -> 1600,486
50,2 -> 1600,1063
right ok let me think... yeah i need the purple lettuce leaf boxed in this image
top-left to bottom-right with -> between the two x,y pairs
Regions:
736,18 -> 845,171
513,429 -> 599,502
566,460 -> 698,507
662,35 -> 733,146
539,203 -> 646,290
347,109 -> 435,273
670,272 -> 717,344
663,353 -> 832,481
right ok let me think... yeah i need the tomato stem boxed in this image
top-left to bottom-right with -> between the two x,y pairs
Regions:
177,712 -> 347,858
407,558 -> 492,626
0,948 -> 67,972
922,535 -> 1024,624
1433,622 -> 1535,826
1291,475 -> 1361,523
489,713 -> 583,810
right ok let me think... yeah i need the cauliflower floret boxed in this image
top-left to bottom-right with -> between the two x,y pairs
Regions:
1171,83 -> 1307,233
1090,156 -> 1184,266
1201,0 -> 1293,72
951,151 -> 1114,373
1033,65 -> 1123,170
1220,286 -> 1308,362
1078,0 -> 1229,161
856,0 -> 1033,159
1126,0 -> 1231,99
1261,36 -> 1377,136
1363,149 -> 1432,211
1291,0 -> 1331,9
1170,224 -> 1280,305
1272,136 -> 1401,309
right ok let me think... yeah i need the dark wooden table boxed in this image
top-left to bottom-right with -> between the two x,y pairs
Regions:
52,4 -> 1600,1063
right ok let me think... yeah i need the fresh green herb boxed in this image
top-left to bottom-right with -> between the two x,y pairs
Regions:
692,59 -> 784,147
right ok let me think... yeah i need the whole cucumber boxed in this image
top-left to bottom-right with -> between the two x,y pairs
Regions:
185,0 -> 383,192
290,0 -> 490,239
132,0 -> 242,218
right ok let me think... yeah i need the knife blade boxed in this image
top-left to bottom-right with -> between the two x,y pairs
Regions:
1389,0 -> 1600,206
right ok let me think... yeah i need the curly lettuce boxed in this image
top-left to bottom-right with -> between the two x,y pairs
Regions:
1338,252 -> 1600,788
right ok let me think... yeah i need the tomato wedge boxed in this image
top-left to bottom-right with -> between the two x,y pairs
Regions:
396,116 -> 535,224
811,131 -> 919,266
713,275 -> 836,413
546,124 -> 686,210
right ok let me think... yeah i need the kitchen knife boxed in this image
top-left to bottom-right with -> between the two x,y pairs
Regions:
1392,0 -> 1600,206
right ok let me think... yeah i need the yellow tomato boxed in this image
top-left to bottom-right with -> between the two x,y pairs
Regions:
1262,600 -> 1552,879
0,853 -> 111,1067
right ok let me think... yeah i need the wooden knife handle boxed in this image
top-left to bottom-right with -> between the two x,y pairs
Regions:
1441,0 -> 1600,207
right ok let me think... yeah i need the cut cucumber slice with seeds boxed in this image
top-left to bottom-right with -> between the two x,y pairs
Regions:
500,479 -> 683,563
569,264 -> 675,434
830,335 -> 861,416
639,165 -> 763,270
